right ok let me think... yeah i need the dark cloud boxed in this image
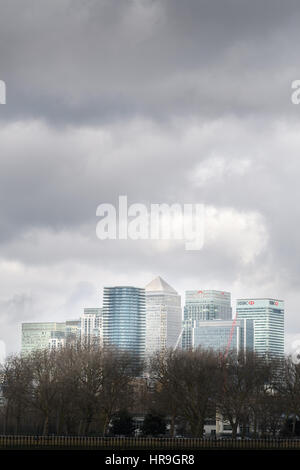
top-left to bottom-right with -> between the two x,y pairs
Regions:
0,0 -> 300,123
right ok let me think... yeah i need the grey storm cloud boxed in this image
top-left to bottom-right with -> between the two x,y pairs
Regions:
0,0 -> 299,123
0,0 -> 300,354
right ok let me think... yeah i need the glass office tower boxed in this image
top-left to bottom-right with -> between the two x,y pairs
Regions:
182,290 -> 232,348
184,290 -> 232,322
182,318 -> 254,353
102,286 -> 146,361
21,322 -> 66,355
145,276 -> 182,357
236,298 -> 284,358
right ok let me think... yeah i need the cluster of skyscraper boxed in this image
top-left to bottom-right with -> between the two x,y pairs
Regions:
21,277 -> 285,360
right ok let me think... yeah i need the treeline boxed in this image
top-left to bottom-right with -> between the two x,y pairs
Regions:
0,344 -> 300,437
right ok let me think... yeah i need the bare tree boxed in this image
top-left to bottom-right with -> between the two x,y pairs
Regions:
150,348 -> 220,437
149,351 -> 183,437
52,344 -> 82,434
27,349 -> 61,435
97,347 -> 137,435
276,356 -> 300,436
217,350 -> 274,438
256,392 -> 285,437
2,355 -> 33,434
1,344 -> 290,438
59,343 -> 137,435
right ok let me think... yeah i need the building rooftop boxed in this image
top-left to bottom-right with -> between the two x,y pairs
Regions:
145,276 -> 177,294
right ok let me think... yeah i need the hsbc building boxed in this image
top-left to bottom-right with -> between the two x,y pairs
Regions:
236,298 -> 284,358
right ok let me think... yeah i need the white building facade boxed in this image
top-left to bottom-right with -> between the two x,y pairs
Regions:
145,277 -> 182,357
80,308 -> 103,346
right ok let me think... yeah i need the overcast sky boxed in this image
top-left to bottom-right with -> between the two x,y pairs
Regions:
1,0 -> 300,355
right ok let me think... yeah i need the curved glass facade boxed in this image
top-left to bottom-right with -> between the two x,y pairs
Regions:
102,286 -> 146,359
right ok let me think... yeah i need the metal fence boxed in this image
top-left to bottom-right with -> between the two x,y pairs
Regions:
0,436 -> 300,449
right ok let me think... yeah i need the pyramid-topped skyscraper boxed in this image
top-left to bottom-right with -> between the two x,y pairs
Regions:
145,276 -> 177,294
145,276 -> 182,357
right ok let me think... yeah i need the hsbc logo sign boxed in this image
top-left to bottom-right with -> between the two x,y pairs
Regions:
237,299 -> 281,307
237,300 -> 255,306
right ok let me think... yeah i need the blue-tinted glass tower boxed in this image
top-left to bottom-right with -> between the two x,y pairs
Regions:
182,318 -> 254,353
102,286 -> 146,362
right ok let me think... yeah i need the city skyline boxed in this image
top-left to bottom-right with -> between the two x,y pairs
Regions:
20,275 -> 285,360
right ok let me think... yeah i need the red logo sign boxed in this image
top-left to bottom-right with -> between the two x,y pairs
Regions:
248,301 -> 255,305
275,301 -> 278,306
